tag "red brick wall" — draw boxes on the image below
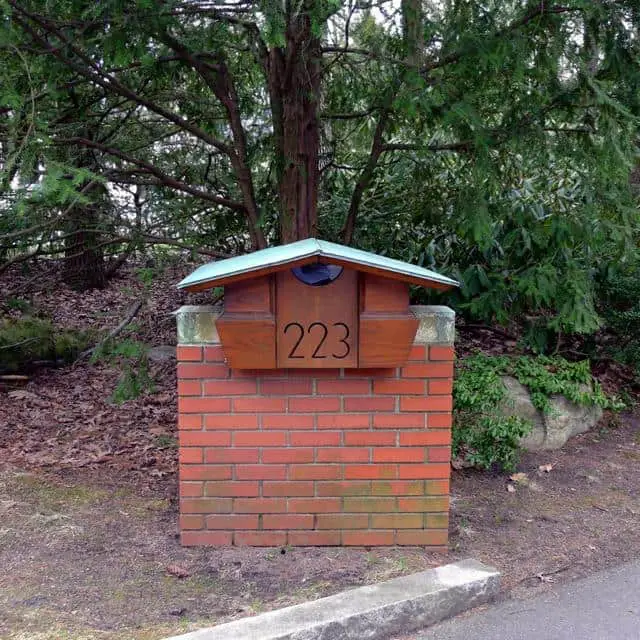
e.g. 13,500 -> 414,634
177,343 -> 453,547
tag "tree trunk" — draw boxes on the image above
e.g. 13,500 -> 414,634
63,182 -> 107,291
272,6 -> 322,244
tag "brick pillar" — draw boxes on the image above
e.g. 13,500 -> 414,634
175,305 -> 455,547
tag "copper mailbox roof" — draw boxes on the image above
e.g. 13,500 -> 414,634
178,239 -> 459,291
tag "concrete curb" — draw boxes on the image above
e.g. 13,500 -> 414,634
164,559 -> 500,640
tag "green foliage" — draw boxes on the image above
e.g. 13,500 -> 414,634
153,434 -> 177,449
0,316 -> 92,371
453,354 -> 622,472
111,363 -> 154,405
457,414 -> 531,474
1,2 -> 639,340
135,250 -> 180,287
135,267 -> 156,287
91,338 -> 154,404
4,296 -> 31,312
508,355 -> 622,412
453,355 -> 531,472
92,338 -> 147,363
596,257 -> 640,377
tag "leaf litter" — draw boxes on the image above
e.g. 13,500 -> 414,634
1,260 -> 640,638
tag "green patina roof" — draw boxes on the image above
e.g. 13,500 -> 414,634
178,239 -> 459,290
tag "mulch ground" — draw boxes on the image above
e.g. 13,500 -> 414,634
1,260 -> 639,639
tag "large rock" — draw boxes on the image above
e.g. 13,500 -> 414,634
501,376 -> 603,451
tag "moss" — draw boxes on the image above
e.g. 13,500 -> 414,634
0,316 -> 93,371
12,474 -> 107,511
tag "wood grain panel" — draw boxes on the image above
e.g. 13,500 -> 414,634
358,314 -> 419,367
276,268 -> 358,368
360,273 -> 410,313
216,314 -> 276,368
224,276 -> 274,313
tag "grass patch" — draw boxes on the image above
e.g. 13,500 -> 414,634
11,474 -> 108,511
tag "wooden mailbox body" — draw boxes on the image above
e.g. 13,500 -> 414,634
179,240 -> 457,369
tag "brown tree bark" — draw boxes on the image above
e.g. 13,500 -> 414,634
267,5 -> 322,244
63,180 -> 107,291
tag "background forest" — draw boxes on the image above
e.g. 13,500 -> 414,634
1,4 -> 640,638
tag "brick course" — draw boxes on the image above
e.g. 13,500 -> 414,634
177,337 -> 454,547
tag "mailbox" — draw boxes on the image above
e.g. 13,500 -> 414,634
178,239 -> 457,369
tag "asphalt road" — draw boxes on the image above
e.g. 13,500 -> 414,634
415,560 -> 640,640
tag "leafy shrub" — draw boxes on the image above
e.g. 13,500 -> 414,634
91,338 -> 154,404
0,316 -> 92,371
4,297 -> 32,313
348,140 -> 638,351
597,260 -> 640,377
454,355 -> 622,472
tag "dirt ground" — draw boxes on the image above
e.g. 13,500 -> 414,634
2,262 -> 640,639
1,410 -> 639,640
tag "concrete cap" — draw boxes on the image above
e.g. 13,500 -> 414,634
175,305 -> 222,344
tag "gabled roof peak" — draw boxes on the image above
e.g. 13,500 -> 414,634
178,238 -> 458,291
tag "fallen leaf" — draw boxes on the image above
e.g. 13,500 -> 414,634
7,390 -> 38,400
538,463 -> 554,473
165,564 -> 190,579
507,484 -> 516,493
510,472 -> 529,485
536,573 -> 555,583
149,426 -> 168,435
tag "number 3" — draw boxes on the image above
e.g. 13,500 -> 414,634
333,322 -> 350,359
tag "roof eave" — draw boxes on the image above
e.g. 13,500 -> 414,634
179,255 -> 458,292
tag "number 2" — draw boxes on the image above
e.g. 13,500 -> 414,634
284,322 -> 304,358
309,322 -> 328,358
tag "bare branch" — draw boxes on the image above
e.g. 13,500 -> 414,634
154,28 -> 266,249
58,136 -> 247,212
77,299 -> 144,362
381,141 -> 472,152
9,4 -> 234,157
341,100 -> 394,244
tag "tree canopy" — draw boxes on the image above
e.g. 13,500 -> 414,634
1,1 -> 639,340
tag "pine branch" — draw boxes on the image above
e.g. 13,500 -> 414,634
381,141 -> 472,152
9,4 -> 234,157
422,4 -> 581,73
58,136 -> 247,212
0,180 -> 100,243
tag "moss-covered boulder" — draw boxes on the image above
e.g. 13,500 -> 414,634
0,316 -> 93,372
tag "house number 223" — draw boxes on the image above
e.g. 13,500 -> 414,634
283,322 -> 351,359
